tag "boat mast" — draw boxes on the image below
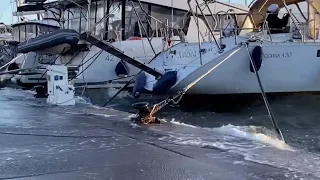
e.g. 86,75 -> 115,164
307,0 -> 310,31
121,0 -> 126,40
87,0 -> 92,32
171,0 -> 173,37
105,0 -> 110,40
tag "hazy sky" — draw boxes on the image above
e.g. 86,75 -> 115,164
0,0 -> 14,24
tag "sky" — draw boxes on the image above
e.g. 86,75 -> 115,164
0,0 -> 14,24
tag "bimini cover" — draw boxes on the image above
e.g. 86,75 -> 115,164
153,71 -> 177,95
17,29 -> 79,54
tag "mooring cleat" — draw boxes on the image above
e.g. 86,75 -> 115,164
132,102 -> 150,112
131,102 -> 160,124
130,115 -> 160,124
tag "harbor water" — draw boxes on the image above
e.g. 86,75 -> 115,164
0,87 -> 320,179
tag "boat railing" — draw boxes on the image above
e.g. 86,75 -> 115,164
188,0 -> 227,52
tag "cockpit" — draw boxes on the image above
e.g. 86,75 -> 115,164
265,4 -> 290,34
247,0 -> 320,40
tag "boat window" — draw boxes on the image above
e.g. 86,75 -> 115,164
37,24 -> 59,35
91,0 -> 106,38
104,1 -> 122,40
150,5 -> 174,37
150,6 -> 189,38
64,1 -> 106,36
64,6 -> 87,33
37,54 -> 57,65
13,24 -> 36,42
124,2 -> 149,38
12,23 -> 59,42
12,27 -> 20,42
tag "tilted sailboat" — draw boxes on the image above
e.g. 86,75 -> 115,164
132,0 -> 320,96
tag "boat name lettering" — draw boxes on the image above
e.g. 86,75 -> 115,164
263,52 -> 292,59
105,55 -> 114,61
178,49 -> 197,58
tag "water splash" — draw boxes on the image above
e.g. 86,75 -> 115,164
170,118 -> 198,128
106,88 -> 130,99
158,120 -> 320,177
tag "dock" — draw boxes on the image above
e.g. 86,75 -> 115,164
0,88 -> 315,180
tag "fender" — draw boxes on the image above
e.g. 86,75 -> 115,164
250,46 -> 263,73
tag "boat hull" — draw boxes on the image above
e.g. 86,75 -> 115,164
141,35 -> 320,95
72,37 -> 177,85
171,41 -> 320,95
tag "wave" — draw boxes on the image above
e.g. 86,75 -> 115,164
158,120 -> 320,177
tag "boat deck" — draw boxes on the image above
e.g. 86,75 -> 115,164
0,88 -> 316,180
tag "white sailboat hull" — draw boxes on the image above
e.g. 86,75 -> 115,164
72,37 -> 176,85
147,38 -> 320,95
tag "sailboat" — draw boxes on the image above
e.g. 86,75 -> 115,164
133,0 -> 320,96
71,0 -> 249,89
2,0 -> 249,91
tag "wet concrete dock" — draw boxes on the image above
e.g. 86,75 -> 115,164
0,88 -> 318,180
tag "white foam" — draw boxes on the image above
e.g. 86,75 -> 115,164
90,113 -> 115,118
170,119 -> 198,128
124,114 -> 136,120
168,120 -> 291,150
107,88 -> 130,99
74,96 -> 92,105
162,120 -> 320,177
211,124 -> 292,151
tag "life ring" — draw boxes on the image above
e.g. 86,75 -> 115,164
249,46 -> 263,73
127,36 -> 143,40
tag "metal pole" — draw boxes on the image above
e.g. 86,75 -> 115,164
195,0 -> 222,52
171,0 -> 174,37
307,0 -> 310,27
244,43 -> 285,142
186,0 -> 206,42
105,0 -> 110,40
121,0 -> 126,40
136,0 -> 154,38
61,8 -> 65,29
130,0 -> 156,55
87,0 -> 91,32
281,0 -> 302,41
